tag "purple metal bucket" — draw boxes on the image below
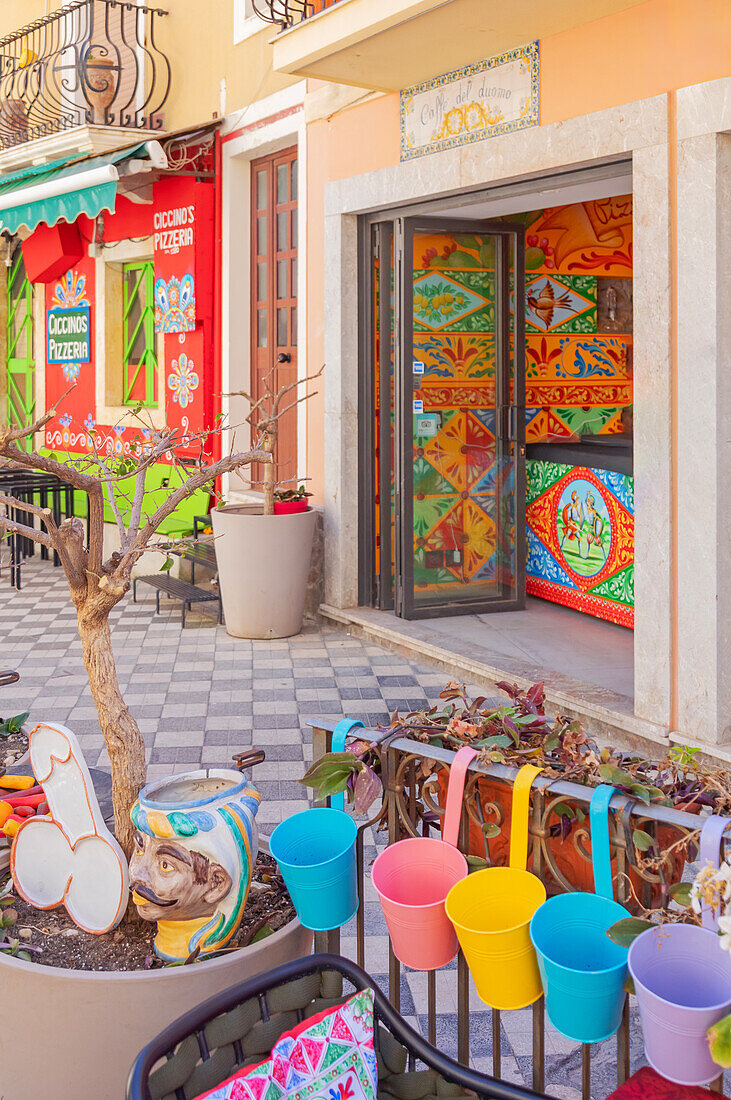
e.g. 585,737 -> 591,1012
628,923 -> 731,1086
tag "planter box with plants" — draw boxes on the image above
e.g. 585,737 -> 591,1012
302,680 -> 731,1089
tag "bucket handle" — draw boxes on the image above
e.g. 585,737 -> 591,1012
330,719 -> 365,812
699,814 -> 730,931
509,764 -> 542,870
442,745 -> 479,848
589,784 -> 617,901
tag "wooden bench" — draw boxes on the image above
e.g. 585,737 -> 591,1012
132,573 -> 222,628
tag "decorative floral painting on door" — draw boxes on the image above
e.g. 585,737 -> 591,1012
411,232 -> 505,603
521,194 -> 634,625
521,194 -> 633,441
526,460 -> 634,627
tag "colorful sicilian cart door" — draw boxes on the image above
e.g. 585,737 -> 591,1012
393,220 -> 526,618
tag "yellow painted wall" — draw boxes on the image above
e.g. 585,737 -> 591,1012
541,0 -> 731,124
0,1 -> 296,133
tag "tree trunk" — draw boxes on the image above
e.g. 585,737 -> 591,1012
261,424 -> 276,516
77,605 -> 146,859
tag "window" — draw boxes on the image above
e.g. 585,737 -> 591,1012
234,0 -> 267,43
6,244 -> 35,450
122,260 -> 157,407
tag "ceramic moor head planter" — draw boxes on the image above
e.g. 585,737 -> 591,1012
129,770 -> 260,962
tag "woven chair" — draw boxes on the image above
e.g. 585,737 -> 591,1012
126,953 -> 548,1100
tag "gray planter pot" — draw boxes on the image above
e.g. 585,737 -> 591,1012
0,840 -> 312,1100
212,506 -> 317,639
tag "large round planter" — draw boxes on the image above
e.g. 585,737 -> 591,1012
212,506 -> 317,639
0,840 -> 312,1100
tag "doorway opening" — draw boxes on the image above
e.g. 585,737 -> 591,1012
357,173 -> 635,705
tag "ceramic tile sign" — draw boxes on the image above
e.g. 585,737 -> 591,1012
11,723 -> 129,934
400,41 -> 539,161
46,304 -> 91,365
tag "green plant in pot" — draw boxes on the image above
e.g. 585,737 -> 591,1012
212,366 -> 323,639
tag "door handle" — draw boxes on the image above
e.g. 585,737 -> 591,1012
277,352 -> 292,364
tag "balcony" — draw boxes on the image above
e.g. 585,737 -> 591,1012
258,0 -> 650,92
0,0 -> 170,167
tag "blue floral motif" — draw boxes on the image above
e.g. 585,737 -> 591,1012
62,361 -> 81,383
168,352 -> 199,408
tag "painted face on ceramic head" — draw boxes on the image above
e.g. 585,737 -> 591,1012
129,774 -> 261,961
129,831 -> 232,923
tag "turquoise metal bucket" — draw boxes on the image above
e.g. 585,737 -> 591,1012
269,807 -> 358,931
529,785 -> 630,1043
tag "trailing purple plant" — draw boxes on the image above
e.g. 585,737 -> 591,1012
300,680 -> 731,842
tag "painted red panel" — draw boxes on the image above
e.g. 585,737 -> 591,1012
22,222 -> 84,284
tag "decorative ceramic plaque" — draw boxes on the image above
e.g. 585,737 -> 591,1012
400,41 -> 539,161
11,723 -> 129,934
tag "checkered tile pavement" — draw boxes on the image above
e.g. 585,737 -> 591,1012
0,558 -> 697,1098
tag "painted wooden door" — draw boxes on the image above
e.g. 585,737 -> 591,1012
251,147 -> 298,486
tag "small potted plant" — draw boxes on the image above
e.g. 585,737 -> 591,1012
212,367 -> 322,640
273,485 -> 312,516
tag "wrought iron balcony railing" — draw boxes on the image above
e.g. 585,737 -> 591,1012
0,0 -> 170,150
251,0 -> 342,32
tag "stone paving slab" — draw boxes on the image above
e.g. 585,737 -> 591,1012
0,558 -> 709,1099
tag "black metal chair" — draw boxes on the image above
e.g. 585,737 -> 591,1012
127,953 -> 548,1100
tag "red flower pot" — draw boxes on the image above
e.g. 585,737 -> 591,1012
273,501 -> 309,515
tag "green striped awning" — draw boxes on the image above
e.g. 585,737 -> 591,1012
0,142 -> 154,235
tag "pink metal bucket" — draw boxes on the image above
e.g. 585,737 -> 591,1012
371,745 -> 477,971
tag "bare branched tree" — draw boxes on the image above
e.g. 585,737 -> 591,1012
229,363 -> 324,514
0,369 -> 319,860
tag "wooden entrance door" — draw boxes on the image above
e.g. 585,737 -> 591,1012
251,147 -> 298,487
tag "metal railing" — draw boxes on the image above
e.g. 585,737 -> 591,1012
251,0 -> 342,31
309,720 -> 727,1099
0,0 -> 170,149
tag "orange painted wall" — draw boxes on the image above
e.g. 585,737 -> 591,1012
541,0 -> 731,124
306,94 -> 400,499
305,0 -> 729,502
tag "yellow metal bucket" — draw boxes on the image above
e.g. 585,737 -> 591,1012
445,764 -> 546,1010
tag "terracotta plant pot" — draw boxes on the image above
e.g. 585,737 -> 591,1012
273,500 -> 309,515
437,772 -> 684,902
0,99 -> 27,146
212,505 -> 316,639
0,839 -> 312,1100
84,54 -> 116,122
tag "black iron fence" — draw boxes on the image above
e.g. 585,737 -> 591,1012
251,0 -> 340,31
0,0 -> 170,149
309,720 -> 727,1099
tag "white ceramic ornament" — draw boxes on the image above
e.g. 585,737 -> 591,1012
11,722 -> 129,934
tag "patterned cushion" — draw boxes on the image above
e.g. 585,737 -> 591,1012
605,1066 -> 717,1099
195,989 -> 377,1100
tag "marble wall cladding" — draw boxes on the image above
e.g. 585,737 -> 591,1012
324,94 -> 669,218
323,211 -> 360,608
677,131 -> 731,744
676,77 -> 731,141
631,143 -> 672,731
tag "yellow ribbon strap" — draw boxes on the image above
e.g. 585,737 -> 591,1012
508,764 -> 543,870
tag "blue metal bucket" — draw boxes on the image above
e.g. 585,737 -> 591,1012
269,807 -> 358,931
529,785 -> 630,1043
